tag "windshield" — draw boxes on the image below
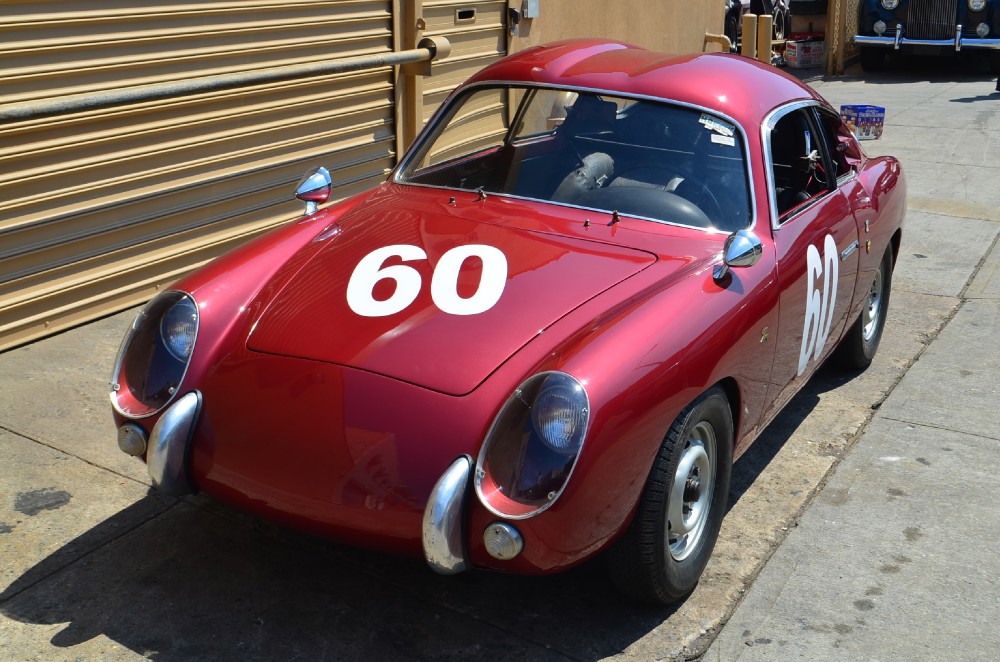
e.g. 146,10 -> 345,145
396,85 -> 752,232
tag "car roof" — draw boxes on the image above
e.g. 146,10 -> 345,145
466,39 -> 824,131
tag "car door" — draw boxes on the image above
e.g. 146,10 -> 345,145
762,103 -> 860,422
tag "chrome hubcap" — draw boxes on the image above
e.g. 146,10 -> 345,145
667,421 -> 717,561
862,263 -> 884,342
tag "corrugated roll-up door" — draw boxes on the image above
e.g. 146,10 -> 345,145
0,1 -> 394,351
421,1 -> 506,123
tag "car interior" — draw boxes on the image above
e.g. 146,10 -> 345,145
401,89 -> 754,233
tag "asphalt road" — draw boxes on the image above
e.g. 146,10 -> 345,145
2,56 -> 998,661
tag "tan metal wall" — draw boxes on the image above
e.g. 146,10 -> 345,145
421,0 -> 507,120
508,0 -> 724,55
2,0 -> 725,352
0,0 -> 397,351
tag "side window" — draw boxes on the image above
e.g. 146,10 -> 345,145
769,107 -> 834,220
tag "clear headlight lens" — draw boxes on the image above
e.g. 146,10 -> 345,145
475,372 -> 590,519
532,379 -> 588,453
111,291 -> 199,418
160,296 -> 198,361
970,0 -> 987,11
880,0 -> 898,9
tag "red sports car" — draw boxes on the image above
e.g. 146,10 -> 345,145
111,39 -> 905,604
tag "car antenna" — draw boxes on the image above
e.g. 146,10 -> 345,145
608,210 -> 621,226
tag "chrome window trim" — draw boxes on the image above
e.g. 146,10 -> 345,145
762,99 -> 846,231
393,80 -> 758,234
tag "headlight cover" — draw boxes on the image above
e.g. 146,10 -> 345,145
969,0 -> 987,11
880,0 -> 898,9
475,372 -> 590,519
111,291 -> 199,418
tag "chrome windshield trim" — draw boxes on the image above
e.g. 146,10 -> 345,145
393,80 -> 758,234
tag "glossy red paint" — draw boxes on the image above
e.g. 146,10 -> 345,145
113,39 -> 906,576
246,185 -> 657,395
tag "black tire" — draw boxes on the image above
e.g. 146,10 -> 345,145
726,15 -> 740,53
607,387 -> 734,605
834,246 -> 893,370
859,47 -> 886,72
773,7 -> 789,42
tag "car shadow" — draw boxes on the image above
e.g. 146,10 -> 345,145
0,490 -> 679,660
0,366 -> 861,661
728,360 -> 855,509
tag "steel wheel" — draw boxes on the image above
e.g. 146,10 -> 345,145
861,261 -> 885,342
667,421 -> 716,561
607,387 -> 733,605
834,245 -> 893,371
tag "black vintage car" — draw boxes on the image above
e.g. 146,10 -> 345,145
725,0 -> 792,51
855,0 -> 1000,70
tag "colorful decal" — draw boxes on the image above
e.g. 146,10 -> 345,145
797,234 -> 839,376
347,244 -> 508,317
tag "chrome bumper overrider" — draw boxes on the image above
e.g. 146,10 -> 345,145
146,390 -> 201,496
855,24 -> 1000,50
422,455 -> 472,574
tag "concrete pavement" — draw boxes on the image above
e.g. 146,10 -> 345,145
706,61 -> 1000,660
1,59 -> 999,660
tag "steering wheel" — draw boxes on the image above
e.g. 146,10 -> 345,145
612,164 -> 724,224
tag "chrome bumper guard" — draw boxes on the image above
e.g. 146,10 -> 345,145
422,455 -> 472,574
147,391 -> 201,496
855,24 -> 1000,50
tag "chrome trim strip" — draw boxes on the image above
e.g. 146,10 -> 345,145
147,391 -> 201,496
422,455 -> 472,575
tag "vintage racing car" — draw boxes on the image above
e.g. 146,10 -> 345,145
111,39 -> 905,604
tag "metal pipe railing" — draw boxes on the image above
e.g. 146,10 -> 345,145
0,36 -> 451,124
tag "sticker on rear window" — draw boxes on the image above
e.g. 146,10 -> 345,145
699,114 -> 735,137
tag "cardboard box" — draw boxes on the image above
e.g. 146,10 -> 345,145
840,104 -> 886,140
785,34 -> 825,68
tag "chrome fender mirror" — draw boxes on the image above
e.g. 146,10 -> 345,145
713,229 -> 762,281
295,166 -> 332,215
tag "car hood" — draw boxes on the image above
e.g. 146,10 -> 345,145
246,191 -> 658,395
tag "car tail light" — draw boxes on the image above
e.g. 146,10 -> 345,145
475,372 -> 589,519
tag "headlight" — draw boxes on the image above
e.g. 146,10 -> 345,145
880,0 -> 898,9
970,0 -> 987,11
532,379 -> 588,453
160,296 -> 198,361
475,372 -> 590,519
111,291 -> 199,418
